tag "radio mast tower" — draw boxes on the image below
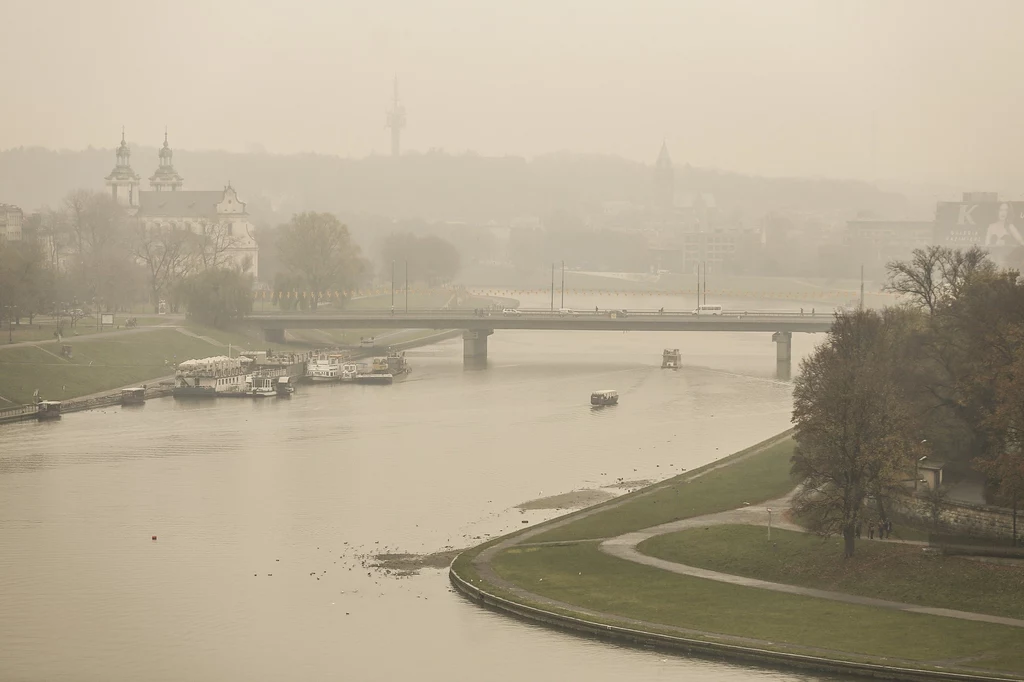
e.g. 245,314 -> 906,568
385,75 -> 406,157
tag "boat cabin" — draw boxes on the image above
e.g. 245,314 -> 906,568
591,390 -> 618,406
662,349 -> 681,369
37,400 -> 62,419
121,387 -> 146,405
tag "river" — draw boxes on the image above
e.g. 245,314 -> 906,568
0,294 -> 846,682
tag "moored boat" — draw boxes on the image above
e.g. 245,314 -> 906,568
121,387 -> 146,405
305,352 -> 348,382
173,356 -> 253,398
245,373 -> 278,398
37,400 -> 63,419
355,372 -> 393,385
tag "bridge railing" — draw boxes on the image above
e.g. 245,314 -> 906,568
248,308 -> 834,319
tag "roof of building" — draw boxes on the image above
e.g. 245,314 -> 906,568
137,190 -> 224,218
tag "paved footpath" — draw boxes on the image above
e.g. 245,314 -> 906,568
598,490 -> 1024,629
468,436 -> 1024,676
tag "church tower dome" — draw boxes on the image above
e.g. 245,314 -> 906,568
150,128 -> 184,191
105,127 -> 141,208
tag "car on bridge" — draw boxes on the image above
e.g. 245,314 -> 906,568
558,308 -> 579,317
502,308 -> 521,316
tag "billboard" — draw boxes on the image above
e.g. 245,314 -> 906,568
935,201 -> 1024,255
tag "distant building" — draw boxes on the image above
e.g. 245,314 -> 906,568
935,192 -> 1024,265
104,130 -> 259,276
845,219 -> 934,269
0,204 -> 23,242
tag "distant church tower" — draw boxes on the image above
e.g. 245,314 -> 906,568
654,140 -> 675,209
385,75 -> 406,157
105,127 -> 141,207
149,129 -> 184,191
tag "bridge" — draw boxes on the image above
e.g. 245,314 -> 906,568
247,308 -> 832,375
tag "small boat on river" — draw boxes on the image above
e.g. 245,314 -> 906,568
662,349 -> 681,369
355,372 -> 394,385
590,389 -> 618,406
121,387 -> 146,405
37,400 -> 63,419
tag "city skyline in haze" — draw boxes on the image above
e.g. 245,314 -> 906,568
3,0 -> 1023,191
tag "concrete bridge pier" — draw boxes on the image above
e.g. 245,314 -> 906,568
463,329 -> 493,369
772,330 -> 792,380
264,328 -> 286,344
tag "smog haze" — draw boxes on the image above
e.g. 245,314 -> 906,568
3,0 -> 1023,187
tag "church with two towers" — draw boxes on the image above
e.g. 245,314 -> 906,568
104,130 -> 259,277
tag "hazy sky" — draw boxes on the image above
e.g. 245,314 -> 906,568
2,0 -> 1023,188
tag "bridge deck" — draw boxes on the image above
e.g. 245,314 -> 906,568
248,309 -> 832,333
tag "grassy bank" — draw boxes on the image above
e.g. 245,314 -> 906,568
490,541 -> 1024,675
639,525 -> 1024,621
530,437 -> 798,543
454,432 -> 1024,678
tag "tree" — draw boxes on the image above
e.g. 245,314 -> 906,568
131,221 -> 195,313
192,218 -> 245,272
277,212 -> 365,310
179,268 -> 253,328
885,246 -> 993,315
0,240 -> 53,326
380,232 -> 461,286
791,310 -> 922,558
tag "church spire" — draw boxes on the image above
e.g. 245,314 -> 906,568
106,128 -> 140,207
151,128 -> 184,191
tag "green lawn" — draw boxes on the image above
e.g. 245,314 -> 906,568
638,525 -> 1024,621
490,541 -> 1024,675
531,438 -> 798,543
0,329 -> 218,404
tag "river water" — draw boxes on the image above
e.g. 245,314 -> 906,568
0,295 -> 843,682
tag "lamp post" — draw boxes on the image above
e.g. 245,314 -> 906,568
767,507 -> 772,541
550,263 -> 554,311
404,260 -> 409,313
561,260 -> 565,309
391,260 -> 395,312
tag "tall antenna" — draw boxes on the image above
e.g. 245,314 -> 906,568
385,75 -> 406,157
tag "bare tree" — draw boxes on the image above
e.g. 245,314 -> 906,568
885,246 -> 994,314
192,218 -> 244,272
131,221 -> 195,313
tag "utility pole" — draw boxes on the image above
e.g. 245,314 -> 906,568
561,260 -> 565,309
550,263 -> 554,311
860,264 -> 865,310
391,260 -> 395,311
404,260 -> 409,313
703,261 -> 707,306
696,264 -> 700,310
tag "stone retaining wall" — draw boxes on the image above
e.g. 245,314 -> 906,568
891,494 -> 1019,542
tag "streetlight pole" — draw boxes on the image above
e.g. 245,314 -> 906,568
404,260 -> 409,313
703,261 -> 707,306
550,263 -> 554,311
391,260 -> 395,312
767,507 -> 772,541
561,260 -> 565,309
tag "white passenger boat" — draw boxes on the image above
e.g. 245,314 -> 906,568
590,389 -> 618,406
662,349 -> 681,369
174,356 -> 254,398
305,352 -> 348,382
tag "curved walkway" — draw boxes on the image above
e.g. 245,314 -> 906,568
598,494 -> 1024,629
